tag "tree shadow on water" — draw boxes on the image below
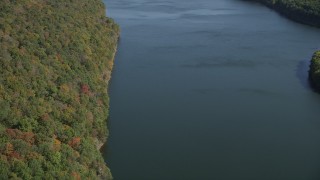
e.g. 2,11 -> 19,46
295,59 -> 312,89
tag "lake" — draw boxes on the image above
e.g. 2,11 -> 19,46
102,0 -> 320,179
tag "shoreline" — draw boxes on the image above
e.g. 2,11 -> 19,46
98,41 -> 119,151
98,34 -> 120,180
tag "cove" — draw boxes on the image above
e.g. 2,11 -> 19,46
103,0 -> 320,179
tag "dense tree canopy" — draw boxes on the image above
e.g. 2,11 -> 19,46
0,0 -> 119,179
246,0 -> 320,27
309,51 -> 320,91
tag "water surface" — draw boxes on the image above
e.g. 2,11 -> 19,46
103,0 -> 320,179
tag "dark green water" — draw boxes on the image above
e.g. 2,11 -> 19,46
103,0 -> 320,179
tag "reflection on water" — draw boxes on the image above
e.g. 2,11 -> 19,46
296,60 -> 312,89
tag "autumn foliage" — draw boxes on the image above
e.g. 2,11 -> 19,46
6,129 -> 35,144
68,137 -> 81,148
0,0 -> 119,179
81,84 -> 90,95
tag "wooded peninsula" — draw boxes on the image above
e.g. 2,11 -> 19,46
0,0 -> 119,179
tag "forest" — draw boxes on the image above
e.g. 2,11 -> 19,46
0,0 -> 119,179
310,51 -> 320,91
246,0 -> 320,27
